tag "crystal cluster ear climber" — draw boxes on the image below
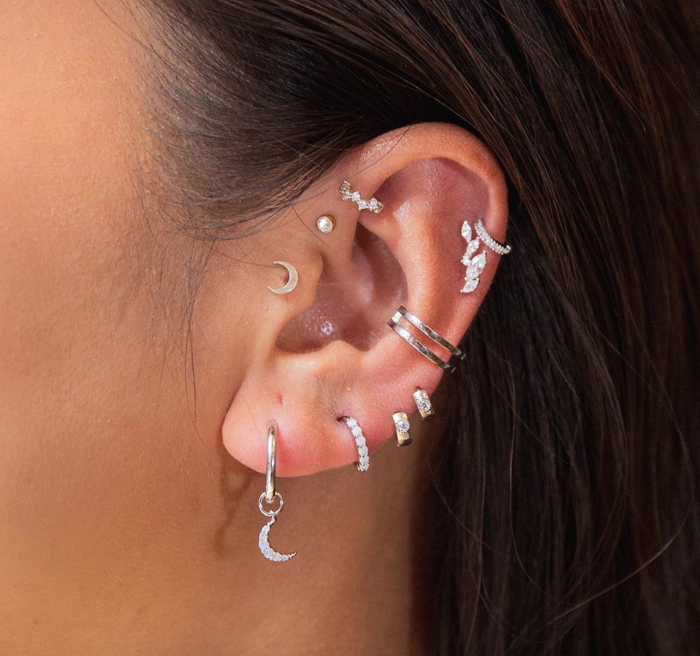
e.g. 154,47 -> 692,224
339,180 -> 383,213
342,417 -> 369,471
460,218 -> 512,293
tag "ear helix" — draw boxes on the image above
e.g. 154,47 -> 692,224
252,179 -> 513,563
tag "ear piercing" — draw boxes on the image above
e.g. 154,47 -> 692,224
258,421 -> 297,562
461,219 -> 512,294
339,180 -> 384,213
413,389 -> 435,420
267,261 -> 299,295
392,412 -> 412,446
342,417 -> 369,471
316,214 -> 336,234
387,305 -> 465,372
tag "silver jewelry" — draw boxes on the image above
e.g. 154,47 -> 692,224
392,412 -> 412,447
339,180 -> 383,213
387,305 -> 465,372
413,389 -> 435,420
460,219 -> 512,294
342,417 -> 369,471
258,421 -> 297,562
316,214 -> 336,234
267,261 -> 299,295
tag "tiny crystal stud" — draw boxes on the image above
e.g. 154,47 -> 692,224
413,389 -> 435,420
392,411 -> 412,447
343,417 -> 370,472
316,214 -> 336,234
339,180 -> 383,213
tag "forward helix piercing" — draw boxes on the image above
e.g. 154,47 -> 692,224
461,218 -> 512,294
257,421 -> 297,562
342,417 -> 369,471
413,389 -> 435,420
267,260 -> 299,295
387,305 -> 465,373
393,412 -> 412,447
339,180 -> 384,213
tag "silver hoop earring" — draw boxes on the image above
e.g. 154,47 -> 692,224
339,180 -> 383,213
258,421 -> 297,562
387,306 -> 465,372
342,417 -> 369,471
268,261 -> 299,295
413,389 -> 435,420
461,219 -> 512,294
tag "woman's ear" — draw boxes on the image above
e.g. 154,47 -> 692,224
220,122 -> 509,476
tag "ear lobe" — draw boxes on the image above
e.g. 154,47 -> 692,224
221,122 -> 509,478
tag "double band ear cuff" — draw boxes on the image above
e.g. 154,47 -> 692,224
342,417 -> 369,471
461,219 -> 512,293
257,421 -> 297,562
339,180 -> 384,213
393,412 -> 412,447
413,389 -> 435,420
387,306 -> 465,372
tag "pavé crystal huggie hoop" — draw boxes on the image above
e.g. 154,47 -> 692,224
413,389 -> 435,420
387,305 -> 465,372
339,180 -> 384,213
461,218 -> 512,294
342,417 -> 370,472
393,412 -> 412,447
257,421 -> 297,562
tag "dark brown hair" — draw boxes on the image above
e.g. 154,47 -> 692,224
141,1 -> 700,653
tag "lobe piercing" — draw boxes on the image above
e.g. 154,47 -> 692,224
258,421 -> 297,562
342,417 -> 369,472
339,180 -> 383,213
387,305 -> 465,372
267,260 -> 299,295
461,219 -> 512,294
393,412 -> 412,447
316,214 -> 336,233
413,389 -> 435,420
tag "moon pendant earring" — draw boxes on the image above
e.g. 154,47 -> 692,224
268,261 -> 299,295
258,421 -> 297,562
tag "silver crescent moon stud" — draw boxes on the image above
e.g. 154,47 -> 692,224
267,261 -> 299,295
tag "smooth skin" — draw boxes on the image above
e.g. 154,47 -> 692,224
0,2 -> 508,654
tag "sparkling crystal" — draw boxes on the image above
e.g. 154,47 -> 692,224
417,398 -> 432,413
466,252 -> 486,279
461,221 -> 472,241
358,445 -> 368,456
316,216 -> 334,233
354,436 -> 366,447
467,238 -> 480,257
345,417 -> 357,428
461,279 -> 479,293
396,419 -> 410,433
351,426 -> 362,437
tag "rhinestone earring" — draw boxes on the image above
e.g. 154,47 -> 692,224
342,417 -> 370,471
339,180 -> 384,213
461,218 -> 512,294
413,389 -> 435,420
387,305 -> 465,372
393,412 -> 412,447
258,421 -> 297,562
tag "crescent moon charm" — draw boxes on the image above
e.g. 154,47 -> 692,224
258,515 -> 297,562
267,261 -> 299,295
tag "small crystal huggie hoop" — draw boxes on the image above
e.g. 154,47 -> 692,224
393,412 -> 412,447
342,417 -> 369,471
339,180 -> 383,213
387,305 -> 465,372
461,218 -> 512,294
413,389 -> 435,420
258,421 -> 297,562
